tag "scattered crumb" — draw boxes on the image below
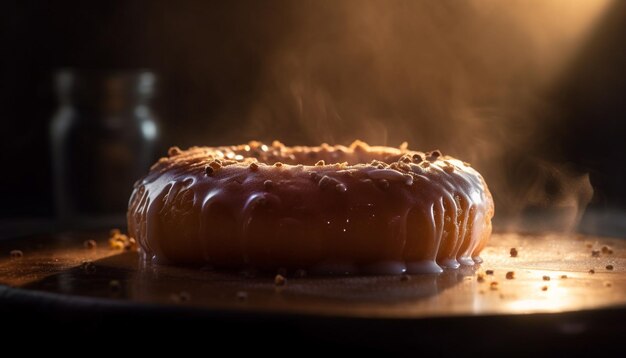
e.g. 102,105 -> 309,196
80,260 -> 96,274
509,248 -> 518,257
601,246 -> 612,254
606,265 -> 614,271
542,275 -> 551,281
591,250 -> 601,257
249,162 -> 259,171
109,280 -> 121,292
83,239 -> 97,249
10,250 -> 23,259
560,275 -> 568,279
490,282 -> 498,290
109,229 -> 137,251
485,270 -> 494,275
274,274 -> 287,287
476,273 -> 485,283
294,269 -> 307,278
506,271 -> 515,280
588,269 -> 595,274
541,286 -> 548,291
236,291 -> 248,301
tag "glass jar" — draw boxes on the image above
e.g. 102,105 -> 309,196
50,69 -> 160,226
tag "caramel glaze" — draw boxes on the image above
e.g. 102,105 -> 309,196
127,140 -> 494,274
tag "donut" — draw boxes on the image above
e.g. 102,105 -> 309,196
127,140 -> 494,274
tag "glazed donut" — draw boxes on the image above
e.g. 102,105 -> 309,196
127,140 -> 494,274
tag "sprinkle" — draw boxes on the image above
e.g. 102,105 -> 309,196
506,271 -> 515,280
274,162 -> 283,167
315,160 -> 325,166
10,250 -> 23,259
476,273 -> 485,283
205,166 -> 214,176
335,183 -> 347,193
560,275 -> 568,279
168,146 -> 182,156
510,248 -> 518,257
542,275 -> 550,281
412,154 -> 424,163
606,264 -> 614,270
591,250 -> 600,257
83,240 -> 97,249
541,286 -> 548,291
249,162 -> 259,171
485,270 -> 494,275
209,161 -> 222,170
443,165 -> 454,174
427,150 -> 441,161
274,274 -> 287,286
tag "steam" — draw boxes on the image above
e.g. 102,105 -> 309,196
235,0 -> 609,231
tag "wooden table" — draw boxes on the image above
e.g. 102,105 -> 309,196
0,231 -> 624,353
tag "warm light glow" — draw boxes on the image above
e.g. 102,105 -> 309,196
468,0 -> 613,84
506,283 -> 575,313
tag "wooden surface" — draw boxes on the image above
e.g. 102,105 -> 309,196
0,231 -> 624,318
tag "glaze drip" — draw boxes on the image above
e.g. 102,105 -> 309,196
127,140 -> 494,274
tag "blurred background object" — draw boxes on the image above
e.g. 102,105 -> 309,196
51,69 -> 159,225
0,0 -> 625,235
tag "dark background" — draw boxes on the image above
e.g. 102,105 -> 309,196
1,0 -> 625,224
